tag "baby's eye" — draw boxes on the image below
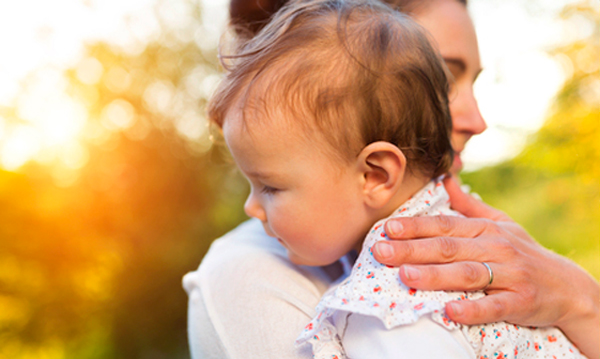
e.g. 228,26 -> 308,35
261,185 -> 279,195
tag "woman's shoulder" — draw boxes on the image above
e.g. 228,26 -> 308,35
183,218 -> 333,359
201,218 -> 288,268
183,218 -> 334,310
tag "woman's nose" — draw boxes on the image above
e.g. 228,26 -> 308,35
453,88 -> 487,136
244,192 -> 266,222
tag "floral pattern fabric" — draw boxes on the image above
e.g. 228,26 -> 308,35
296,179 -> 585,359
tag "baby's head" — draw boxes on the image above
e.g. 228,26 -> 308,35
209,0 -> 453,266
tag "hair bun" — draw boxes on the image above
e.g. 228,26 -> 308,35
229,0 -> 288,36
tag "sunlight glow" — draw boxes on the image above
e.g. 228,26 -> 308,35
0,0 -> 593,174
0,0 -> 160,173
100,99 -> 137,131
1,126 -> 41,171
176,110 -> 208,141
15,69 -> 88,151
143,80 -> 176,116
104,67 -> 132,94
76,57 -> 104,85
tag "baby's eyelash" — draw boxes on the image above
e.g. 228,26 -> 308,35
261,186 -> 279,194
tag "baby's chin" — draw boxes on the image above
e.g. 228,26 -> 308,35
287,251 -> 338,267
287,253 -> 320,266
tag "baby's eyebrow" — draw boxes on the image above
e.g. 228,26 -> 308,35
245,170 -> 279,180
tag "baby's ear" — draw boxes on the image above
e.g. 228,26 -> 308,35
357,141 -> 406,209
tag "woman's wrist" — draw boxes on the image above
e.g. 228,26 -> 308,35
555,271 -> 600,359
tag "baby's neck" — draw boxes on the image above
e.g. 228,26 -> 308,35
374,174 -> 432,223
350,174 -> 433,254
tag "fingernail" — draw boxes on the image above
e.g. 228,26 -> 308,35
403,265 -> 420,281
375,242 -> 394,259
386,220 -> 403,236
448,302 -> 463,317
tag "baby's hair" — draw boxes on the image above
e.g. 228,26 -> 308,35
209,0 -> 453,178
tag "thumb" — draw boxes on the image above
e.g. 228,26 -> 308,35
443,176 -> 511,222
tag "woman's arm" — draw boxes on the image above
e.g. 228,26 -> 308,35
372,177 -> 600,359
184,219 -> 333,359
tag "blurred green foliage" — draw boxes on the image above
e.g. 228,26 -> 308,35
0,1 -> 597,359
462,2 -> 600,280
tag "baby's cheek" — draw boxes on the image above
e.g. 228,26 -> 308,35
271,210 -> 312,238
271,212 -> 343,264
290,234 -> 333,264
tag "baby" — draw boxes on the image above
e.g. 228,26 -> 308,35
208,0 -> 585,358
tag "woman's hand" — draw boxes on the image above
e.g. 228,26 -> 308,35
372,176 -> 600,359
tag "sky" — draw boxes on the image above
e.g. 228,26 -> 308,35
0,0 -> 595,173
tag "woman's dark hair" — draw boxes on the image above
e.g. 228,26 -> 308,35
229,0 -> 466,37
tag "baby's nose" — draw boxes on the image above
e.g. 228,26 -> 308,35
244,193 -> 266,222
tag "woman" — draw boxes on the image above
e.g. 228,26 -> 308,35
183,0 -> 600,358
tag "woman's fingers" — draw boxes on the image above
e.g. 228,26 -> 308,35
398,261 -> 498,292
443,176 -> 511,222
374,236 -> 488,266
445,291 -> 515,325
373,231 -> 518,267
384,215 -> 496,240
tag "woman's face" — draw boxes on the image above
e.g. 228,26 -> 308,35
413,0 -> 487,175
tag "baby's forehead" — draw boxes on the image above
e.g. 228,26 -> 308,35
223,90 -> 348,166
225,92 -> 315,143
222,103 -> 343,172
231,64 -> 327,132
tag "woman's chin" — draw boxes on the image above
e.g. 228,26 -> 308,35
450,154 -> 463,176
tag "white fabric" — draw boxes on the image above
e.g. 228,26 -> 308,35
295,179 -> 585,359
183,217 -> 484,359
339,313 -> 476,359
183,219 -> 329,359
